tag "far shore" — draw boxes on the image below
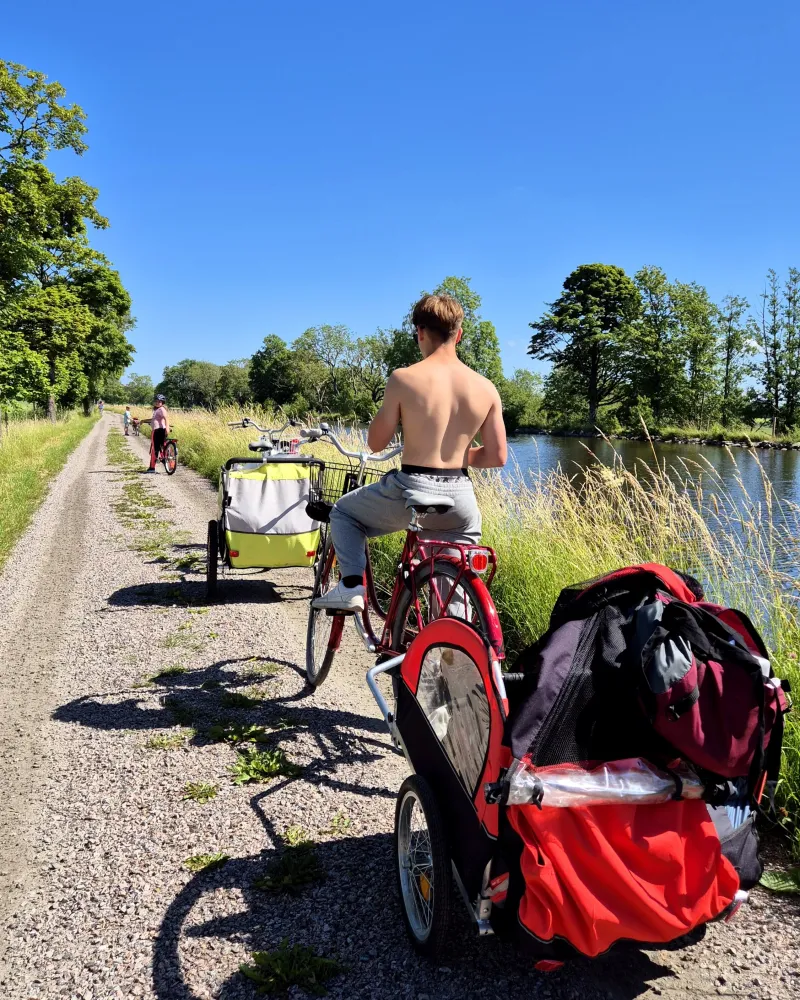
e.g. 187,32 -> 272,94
514,428 -> 800,451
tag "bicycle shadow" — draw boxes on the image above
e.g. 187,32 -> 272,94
152,817 -> 681,1000
105,579 -> 313,608
51,659 -> 394,800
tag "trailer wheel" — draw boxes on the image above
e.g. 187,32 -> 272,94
395,774 -> 452,959
206,520 -> 219,601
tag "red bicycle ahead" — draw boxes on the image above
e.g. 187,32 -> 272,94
155,434 -> 179,475
303,425 -> 503,689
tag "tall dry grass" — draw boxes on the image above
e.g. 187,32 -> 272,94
153,405 -> 800,851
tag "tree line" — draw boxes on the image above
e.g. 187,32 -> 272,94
108,275 -> 544,434
530,263 -> 800,434
0,61 -> 134,419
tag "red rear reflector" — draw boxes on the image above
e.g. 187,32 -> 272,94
306,551 -> 316,557
229,550 -> 239,557
534,961 -> 564,973
470,551 -> 489,573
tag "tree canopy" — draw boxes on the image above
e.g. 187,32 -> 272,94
0,60 -> 134,416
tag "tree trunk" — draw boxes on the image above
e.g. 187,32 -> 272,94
82,398 -> 90,417
48,359 -> 57,423
588,349 -> 599,426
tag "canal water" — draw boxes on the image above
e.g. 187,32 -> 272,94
504,435 -> 800,608
507,435 -> 800,510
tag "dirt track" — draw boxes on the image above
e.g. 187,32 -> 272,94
1,415 -> 799,1000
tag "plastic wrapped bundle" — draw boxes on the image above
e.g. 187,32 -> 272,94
499,757 -> 705,808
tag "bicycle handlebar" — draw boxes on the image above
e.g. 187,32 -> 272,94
300,425 -> 403,464
227,417 -> 300,436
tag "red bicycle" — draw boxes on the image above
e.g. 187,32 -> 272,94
303,425 -> 503,688
155,435 -> 179,475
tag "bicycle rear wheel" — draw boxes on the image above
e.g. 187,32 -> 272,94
163,440 -> 178,475
390,559 -> 492,653
305,537 -> 344,687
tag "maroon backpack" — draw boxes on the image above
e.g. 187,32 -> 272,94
507,564 -> 790,801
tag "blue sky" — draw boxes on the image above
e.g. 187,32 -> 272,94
4,1 -> 800,381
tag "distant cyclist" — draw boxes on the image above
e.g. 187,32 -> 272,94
139,394 -> 169,473
98,399 -> 104,416
312,293 -> 507,612
123,405 -> 132,436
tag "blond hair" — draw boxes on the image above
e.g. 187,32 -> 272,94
411,294 -> 464,342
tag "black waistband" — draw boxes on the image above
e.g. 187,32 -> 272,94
401,464 -> 469,478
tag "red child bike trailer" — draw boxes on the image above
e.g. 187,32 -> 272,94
375,563 -> 790,962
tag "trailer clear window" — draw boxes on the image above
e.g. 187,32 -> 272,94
417,644 -> 491,795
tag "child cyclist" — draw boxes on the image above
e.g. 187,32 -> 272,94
123,405 -> 132,436
313,293 -> 507,612
138,394 -> 169,473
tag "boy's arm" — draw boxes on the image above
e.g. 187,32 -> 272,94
468,387 -> 508,468
367,372 -> 402,453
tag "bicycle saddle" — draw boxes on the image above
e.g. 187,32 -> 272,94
402,489 -> 455,515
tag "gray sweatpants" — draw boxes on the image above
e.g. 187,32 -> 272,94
329,469 -> 482,578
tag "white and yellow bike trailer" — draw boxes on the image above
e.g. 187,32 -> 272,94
206,453 -> 324,600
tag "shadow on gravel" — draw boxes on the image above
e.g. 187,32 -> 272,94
51,656 -> 395,800
152,828 -> 677,1000
106,578 -> 313,607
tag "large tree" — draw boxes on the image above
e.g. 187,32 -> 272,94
0,60 -> 134,415
217,358 -> 252,405
629,266 -> 684,421
156,359 -> 220,408
123,373 -> 155,404
389,276 -> 504,384
529,263 -> 641,426
716,294 -> 751,427
249,335 -> 302,408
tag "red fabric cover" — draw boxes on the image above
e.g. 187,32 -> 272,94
508,800 -> 738,957
578,563 -> 698,606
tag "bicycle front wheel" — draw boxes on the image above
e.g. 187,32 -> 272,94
305,537 -> 344,687
390,558 -> 492,653
163,441 -> 178,475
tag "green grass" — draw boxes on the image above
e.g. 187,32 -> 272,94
149,665 -> 187,683
220,690 -> 263,710
183,851 -> 230,873
240,941 -> 345,997
323,811 -> 352,837
0,413 -> 98,571
207,722 -> 273,745
182,781 -> 218,803
230,747 -> 302,785
254,832 -> 325,895
145,730 -> 192,750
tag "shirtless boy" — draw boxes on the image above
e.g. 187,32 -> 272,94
313,293 -> 507,612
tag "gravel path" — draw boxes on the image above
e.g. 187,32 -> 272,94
1,415 -> 798,1000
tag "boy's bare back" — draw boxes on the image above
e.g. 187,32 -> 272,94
370,352 -> 506,470
366,293 -> 507,470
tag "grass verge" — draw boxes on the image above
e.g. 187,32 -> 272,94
0,413 -> 98,572
240,940 -> 345,996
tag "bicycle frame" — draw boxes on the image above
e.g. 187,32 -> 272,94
321,514 -> 504,662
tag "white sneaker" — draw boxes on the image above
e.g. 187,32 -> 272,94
312,580 -> 365,612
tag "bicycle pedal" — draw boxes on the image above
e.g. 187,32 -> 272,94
325,608 -> 357,617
